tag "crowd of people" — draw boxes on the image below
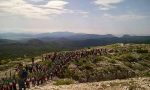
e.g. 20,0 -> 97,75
0,48 -> 108,90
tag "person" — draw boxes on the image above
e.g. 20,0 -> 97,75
2,77 -> 9,90
12,75 -> 17,90
17,63 -> 28,90
25,69 -> 30,89
31,74 -> 36,87
0,78 -> 4,90
31,58 -> 35,66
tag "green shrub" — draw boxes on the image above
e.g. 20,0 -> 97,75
144,72 -> 150,77
139,53 -> 150,60
118,53 -> 139,62
53,79 -> 75,85
1,60 -> 10,65
136,49 -> 148,53
108,59 -> 116,64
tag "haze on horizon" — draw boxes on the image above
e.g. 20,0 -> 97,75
0,0 -> 150,35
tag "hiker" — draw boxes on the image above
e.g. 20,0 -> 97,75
0,78 -> 4,90
2,77 -> 9,90
31,58 -> 35,66
17,63 -> 28,90
36,71 -> 40,86
8,77 -> 13,90
25,76 -> 30,88
31,75 -> 36,87
12,75 -> 17,90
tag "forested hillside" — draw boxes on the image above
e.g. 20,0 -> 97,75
0,35 -> 150,60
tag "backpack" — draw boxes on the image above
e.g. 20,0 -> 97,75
19,69 -> 28,79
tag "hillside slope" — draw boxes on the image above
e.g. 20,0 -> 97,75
30,77 -> 150,90
55,44 -> 150,82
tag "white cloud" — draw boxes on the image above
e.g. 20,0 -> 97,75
30,0 -> 45,3
0,0 -> 69,19
68,10 -> 89,18
42,0 -> 69,10
102,13 -> 149,21
94,0 -> 124,10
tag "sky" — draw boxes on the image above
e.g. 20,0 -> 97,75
0,0 -> 150,35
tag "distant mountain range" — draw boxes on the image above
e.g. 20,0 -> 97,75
0,32 -> 150,60
0,32 -> 150,44
0,32 -> 115,41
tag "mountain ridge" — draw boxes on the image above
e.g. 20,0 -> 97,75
0,32 -> 118,40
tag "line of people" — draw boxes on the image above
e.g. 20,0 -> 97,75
0,48 -> 108,90
43,48 -> 108,77
0,59 -> 50,90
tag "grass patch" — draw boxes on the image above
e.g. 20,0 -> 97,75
53,78 -> 75,85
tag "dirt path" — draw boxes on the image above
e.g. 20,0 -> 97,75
30,77 -> 150,90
